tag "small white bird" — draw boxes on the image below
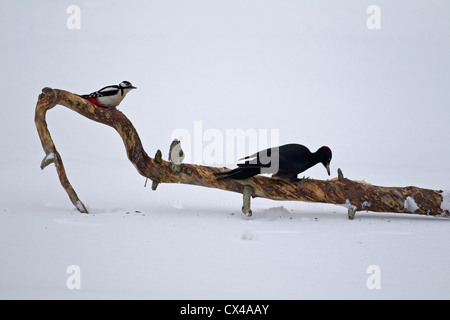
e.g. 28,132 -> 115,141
79,81 -> 136,108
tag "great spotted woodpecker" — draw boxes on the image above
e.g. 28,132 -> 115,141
79,81 -> 137,108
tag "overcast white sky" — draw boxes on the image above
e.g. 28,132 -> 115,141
1,0 -> 449,189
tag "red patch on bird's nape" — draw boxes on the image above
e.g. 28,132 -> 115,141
86,97 -> 107,108
322,146 -> 332,158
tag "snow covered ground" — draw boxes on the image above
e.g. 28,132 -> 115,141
1,1 -> 450,299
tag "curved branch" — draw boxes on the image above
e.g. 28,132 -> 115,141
34,88 -> 449,217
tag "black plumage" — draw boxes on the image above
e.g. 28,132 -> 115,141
215,144 -> 332,181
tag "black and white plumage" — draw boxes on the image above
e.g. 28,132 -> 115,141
214,144 -> 332,181
79,81 -> 136,108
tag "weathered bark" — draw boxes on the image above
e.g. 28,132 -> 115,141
35,87 -> 449,218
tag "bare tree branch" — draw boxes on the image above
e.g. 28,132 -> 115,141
35,87 -> 449,218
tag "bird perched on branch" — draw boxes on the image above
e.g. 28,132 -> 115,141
215,144 -> 332,182
79,81 -> 136,109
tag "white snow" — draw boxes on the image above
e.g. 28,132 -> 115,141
75,200 -> 86,213
1,1 -> 450,300
440,191 -> 450,213
241,230 -> 258,241
404,196 -> 420,213
44,152 -> 55,162
343,199 -> 357,211
362,201 -> 371,209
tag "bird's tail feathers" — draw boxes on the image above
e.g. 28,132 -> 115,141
214,167 -> 260,180
238,154 -> 256,161
237,162 -> 272,168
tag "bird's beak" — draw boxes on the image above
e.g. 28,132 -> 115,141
131,86 -> 137,89
326,163 -> 330,176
